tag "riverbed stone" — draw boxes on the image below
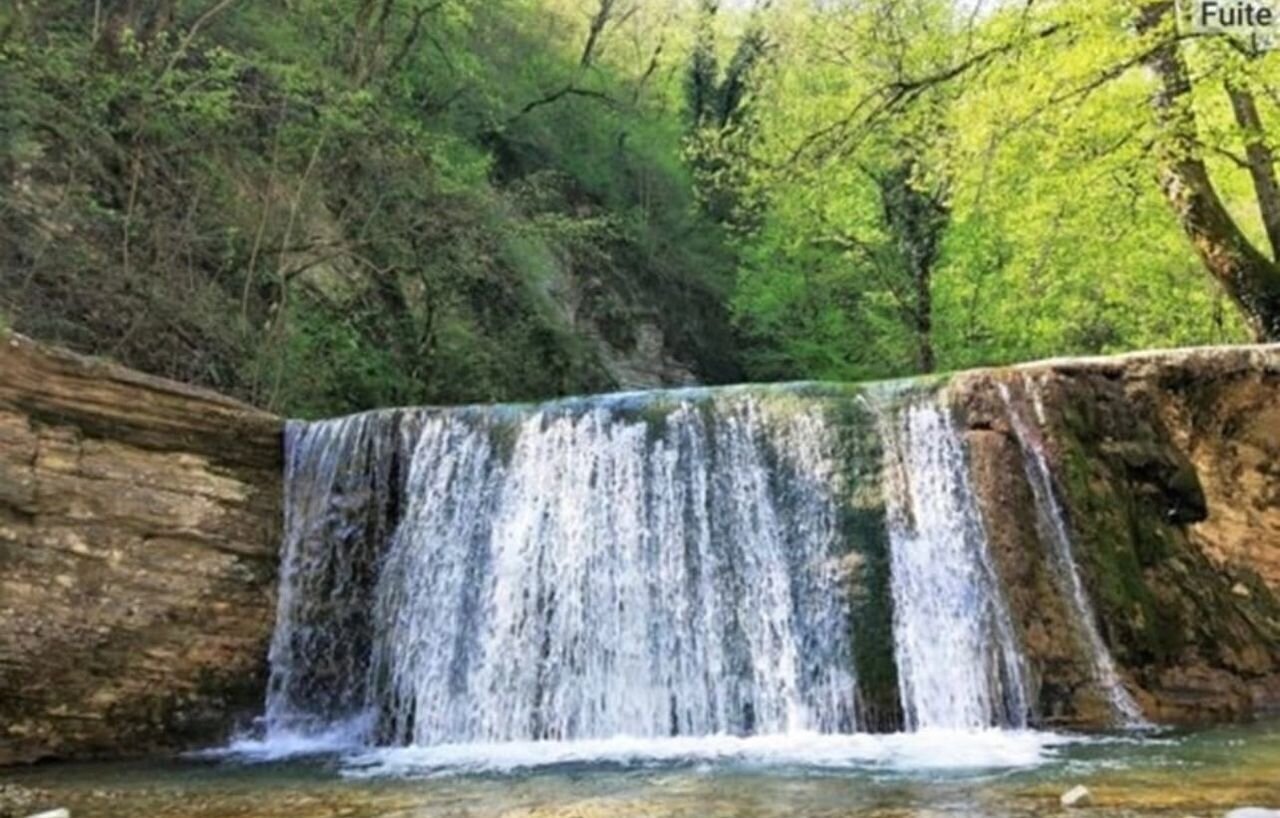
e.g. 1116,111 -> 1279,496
1060,785 -> 1092,807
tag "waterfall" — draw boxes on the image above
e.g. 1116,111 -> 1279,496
998,380 -> 1148,727
263,384 -> 1043,752
875,389 -> 1030,730
266,393 -> 860,746
265,411 -> 412,738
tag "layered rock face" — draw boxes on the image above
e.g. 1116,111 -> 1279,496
952,346 -> 1280,725
0,335 -> 1276,765
0,334 -> 283,764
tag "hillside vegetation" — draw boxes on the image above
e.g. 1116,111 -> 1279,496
3,1 -> 1274,416
1,0 -> 741,416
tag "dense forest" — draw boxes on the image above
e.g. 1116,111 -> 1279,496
2,0 -> 1277,416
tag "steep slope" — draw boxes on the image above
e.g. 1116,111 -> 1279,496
1,2 -> 741,418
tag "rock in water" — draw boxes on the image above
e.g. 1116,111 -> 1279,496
24,809 -> 71,818
1060,785 -> 1092,807
0,784 -> 51,818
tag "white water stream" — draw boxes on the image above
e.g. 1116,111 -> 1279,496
876,391 -> 1029,730
267,394 -> 861,745
999,380 -> 1148,726
255,384 -> 1090,768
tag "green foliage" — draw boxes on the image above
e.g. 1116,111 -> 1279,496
0,0 -> 738,416
1,0 -> 1266,410
700,0 -> 1255,382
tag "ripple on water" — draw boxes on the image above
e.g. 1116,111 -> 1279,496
5,722 -> 1278,818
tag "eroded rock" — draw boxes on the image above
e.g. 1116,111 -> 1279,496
951,345 -> 1280,727
0,334 -> 283,764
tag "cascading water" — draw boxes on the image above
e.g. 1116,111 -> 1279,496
261,383 -> 1039,758
875,389 -> 1029,730
998,380 -> 1148,727
266,392 -> 861,746
265,411 -> 407,738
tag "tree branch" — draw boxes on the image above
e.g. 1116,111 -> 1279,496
1225,81 -> 1280,260
1139,0 -> 1280,340
787,21 -> 1068,165
508,86 -> 616,124
155,0 -> 239,85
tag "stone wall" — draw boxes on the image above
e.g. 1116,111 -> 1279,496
0,333 -> 283,764
952,345 -> 1280,726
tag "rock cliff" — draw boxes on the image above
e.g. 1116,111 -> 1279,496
952,345 -> 1280,725
0,333 -> 283,764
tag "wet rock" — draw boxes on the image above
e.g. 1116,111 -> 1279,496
0,784 -> 44,818
950,346 -> 1280,727
1060,785 -> 1092,807
1224,810 -> 1280,818
24,809 -> 70,818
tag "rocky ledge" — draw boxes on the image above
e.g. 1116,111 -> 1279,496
0,333 -> 283,764
953,345 -> 1280,725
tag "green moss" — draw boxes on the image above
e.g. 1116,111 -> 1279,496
485,416 -> 524,465
826,395 -> 902,731
1132,513 -> 1175,567
1052,404 -> 1183,665
640,398 -> 683,440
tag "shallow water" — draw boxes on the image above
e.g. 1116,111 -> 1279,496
4,721 -> 1278,818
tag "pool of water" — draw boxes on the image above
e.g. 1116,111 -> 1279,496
3,721 -> 1278,818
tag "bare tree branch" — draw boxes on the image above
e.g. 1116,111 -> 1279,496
155,0 -> 239,84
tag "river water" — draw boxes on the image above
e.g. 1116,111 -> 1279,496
3,720 -> 1278,817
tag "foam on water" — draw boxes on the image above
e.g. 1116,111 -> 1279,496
213,714 -> 374,762
338,729 -> 1077,778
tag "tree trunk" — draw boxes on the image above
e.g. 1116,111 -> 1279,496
1225,83 -> 1280,260
880,162 -> 946,374
913,270 -> 935,374
1140,2 -> 1280,341
580,0 -> 616,68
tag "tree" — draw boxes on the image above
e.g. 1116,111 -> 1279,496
683,1 -> 770,227
1139,1 -> 1280,341
877,159 -> 949,373
718,0 -> 959,378
812,0 -> 1279,343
